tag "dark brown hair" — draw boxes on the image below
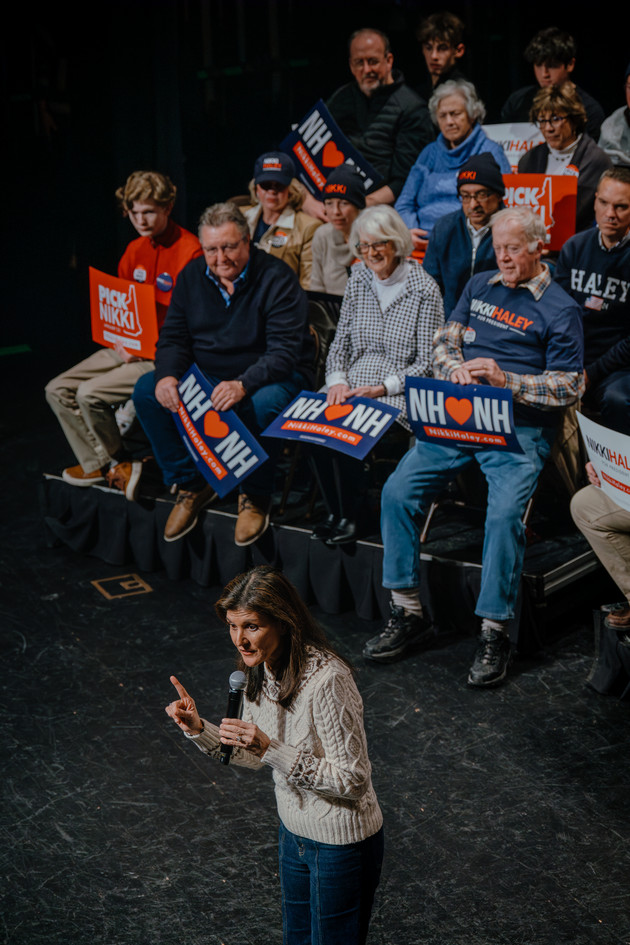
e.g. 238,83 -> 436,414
417,11 -> 465,47
215,566 -> 350,709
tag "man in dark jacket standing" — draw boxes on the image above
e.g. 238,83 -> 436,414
133,203 -> 313,547
423,154 -> 505,316
327,28 -> 434,207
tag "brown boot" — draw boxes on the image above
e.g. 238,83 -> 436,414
234,494 -> 271,546
106,461 -> 143,501
62,464 -> 107,486
164,483 -> 216,542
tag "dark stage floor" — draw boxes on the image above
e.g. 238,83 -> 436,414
1,352 -> 630,945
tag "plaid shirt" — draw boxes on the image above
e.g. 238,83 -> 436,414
326,260 -> 444,425
432,265 -> 584,407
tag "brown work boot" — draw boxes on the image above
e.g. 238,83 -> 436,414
106,461 -> 143,501
234,494 -> 271,546
164,483 -> 217,542
62,464 -> 106,486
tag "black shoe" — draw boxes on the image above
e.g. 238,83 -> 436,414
363,604 -> 432,663
325,517 -> 356,546
467,627 -> 512,687
311,514 -> 338,541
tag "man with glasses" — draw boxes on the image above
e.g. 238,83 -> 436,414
423,154 -> 505,316
500,27 -> 604,141
326,28 -> 434,207
364,207 -> 583,688
132,203 -> 314,546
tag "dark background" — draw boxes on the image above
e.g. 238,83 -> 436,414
2,0 -> 628,373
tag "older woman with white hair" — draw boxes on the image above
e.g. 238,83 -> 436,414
395,79 -> 511,253
310,205 -> 444,545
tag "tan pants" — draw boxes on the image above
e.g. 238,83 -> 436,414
45,348 -> 154,472
570,485 -> 630,600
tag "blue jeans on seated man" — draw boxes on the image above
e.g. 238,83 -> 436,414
133,369 -> 306,496
586,370 -> 630,437
381,423 -> 556,622
278,823 -> 384,945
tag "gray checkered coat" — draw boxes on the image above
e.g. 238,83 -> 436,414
325,259 -> 444,427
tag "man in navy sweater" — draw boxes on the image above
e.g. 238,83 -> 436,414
133,202 -> 313,546
554,168 -> 630,435
364,207 -> 584,687
423,153 -> 505,317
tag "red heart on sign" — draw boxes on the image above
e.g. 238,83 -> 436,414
445,397 -> 473,426
204,410 -> 229,438
322,141 -> 345,168
325,403 -> 353,421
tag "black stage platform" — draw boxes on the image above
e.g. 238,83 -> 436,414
0,383 -> 628,945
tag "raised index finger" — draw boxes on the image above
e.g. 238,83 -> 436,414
170,675 -> 191,701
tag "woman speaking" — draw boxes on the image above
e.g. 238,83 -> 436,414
165,566 -> 383,945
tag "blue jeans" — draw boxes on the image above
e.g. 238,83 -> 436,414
133,369 -> 305,494
278,823 -> 384,945
381,424 -> 556,621
587,370 -> 630,437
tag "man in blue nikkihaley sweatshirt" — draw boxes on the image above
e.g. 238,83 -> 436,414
423,153 -> 505,317
364,207 -> 584,688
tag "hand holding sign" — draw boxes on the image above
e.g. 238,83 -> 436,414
327,383 -> 352,405
211,380 -> 246,412
156,376 -> 181,412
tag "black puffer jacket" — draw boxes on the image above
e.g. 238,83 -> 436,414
327,70 -> 435,198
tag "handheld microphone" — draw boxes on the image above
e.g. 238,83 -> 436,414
219,670 -> 247,766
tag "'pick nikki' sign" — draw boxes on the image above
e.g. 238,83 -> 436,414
262,391 -> 399,459
406,378 -> 523,454
280,100 -> 383,197
174,365 -> 268,498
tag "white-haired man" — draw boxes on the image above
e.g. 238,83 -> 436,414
365,207 -> 584,686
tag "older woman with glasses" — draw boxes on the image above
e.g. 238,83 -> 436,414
310,205 -> 444,545
395,79 -> 510,254
242,151 -> 322,289
518,82 -> 612,232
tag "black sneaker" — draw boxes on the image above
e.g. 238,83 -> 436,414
363,604 -> 432,663
467,627 -> 512,687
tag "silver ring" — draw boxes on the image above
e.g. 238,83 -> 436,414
237,735 -> 243,743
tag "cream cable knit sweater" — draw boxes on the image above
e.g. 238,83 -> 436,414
187,648 -> 383,846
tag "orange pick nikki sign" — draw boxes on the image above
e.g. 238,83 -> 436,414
89,267 -> 159,360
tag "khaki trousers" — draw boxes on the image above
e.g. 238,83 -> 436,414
45,348 -> 154,472
570,485 -> 630,600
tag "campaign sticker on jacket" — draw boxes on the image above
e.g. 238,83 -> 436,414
269,231 -> 288,248
280,100 -> 383,197
262,390 -> 399,460
133,266 -> 147,282
173,364 -> 268,498
406,377 -> 523,453
501,172 -> 578,251
155,271 -> 174,293
89,267 -> 159,359
577,413 -> 630,513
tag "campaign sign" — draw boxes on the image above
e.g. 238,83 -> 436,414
406,377 -> 523,453
173,365 -> 268,498
262,391 -> 399,460
502,173 -> 578,250
89,267 -> 159,359
280,100 -> 383,197
483,122 -> 544,172
578,414 -> 630,513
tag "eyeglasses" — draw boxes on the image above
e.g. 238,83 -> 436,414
534,114 -> 569,128
350,57 -> 386,69
355,239 -> 391,255
258,181 -> 288,191
203,237 -> 247,257
458,190 -> 495,203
